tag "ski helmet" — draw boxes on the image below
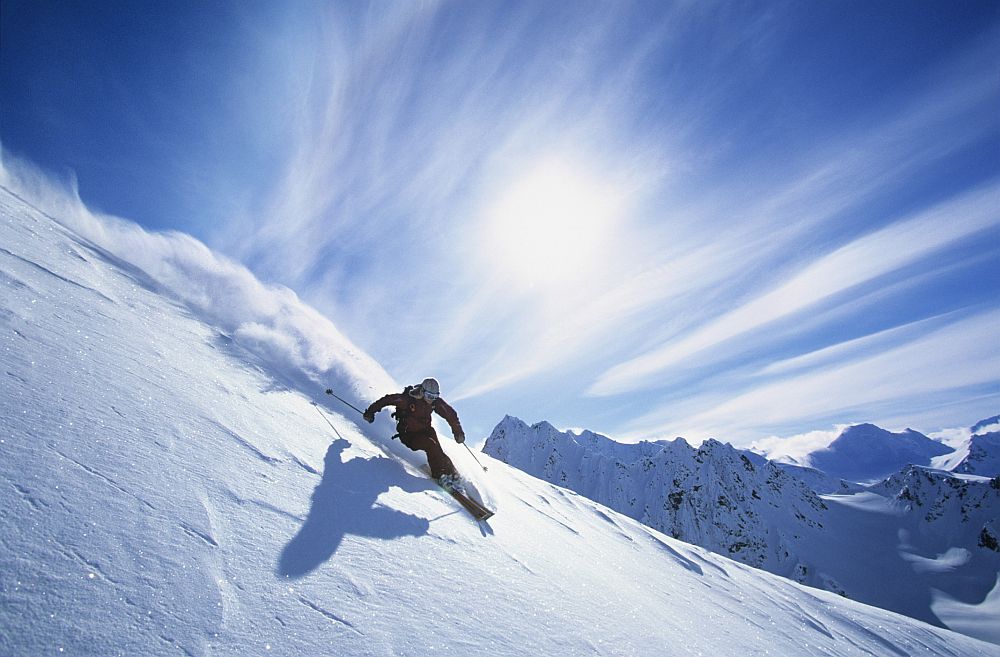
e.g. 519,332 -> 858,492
420,377 -> 440,400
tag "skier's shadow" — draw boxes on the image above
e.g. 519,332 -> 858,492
277,438 -> 431,579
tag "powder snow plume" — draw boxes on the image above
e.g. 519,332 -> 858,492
0,147 -> 395,411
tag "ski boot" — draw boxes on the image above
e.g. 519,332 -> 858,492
437,473 -> 467,494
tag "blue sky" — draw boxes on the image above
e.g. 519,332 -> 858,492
3,0 -> 998,445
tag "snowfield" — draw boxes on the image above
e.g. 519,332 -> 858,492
2,184 -> 998,656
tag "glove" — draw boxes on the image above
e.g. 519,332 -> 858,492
455,433 -> 466,444
363,409 -> 375,424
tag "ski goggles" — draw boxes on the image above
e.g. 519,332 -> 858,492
422,388 -> 440,401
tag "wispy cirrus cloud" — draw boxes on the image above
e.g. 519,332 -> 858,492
625,308 -> 1000,443
588,177 -> 1000,397
437,23 -> 1000,411
215,4 -> 687,380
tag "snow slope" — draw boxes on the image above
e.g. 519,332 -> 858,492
483,417 -> 1000,645
2,185 -> 998,656
819,470 -> 1000,644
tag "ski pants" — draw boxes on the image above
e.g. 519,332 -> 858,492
399,427 -> 457,480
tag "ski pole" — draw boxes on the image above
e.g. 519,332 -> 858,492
325,388 -> 365,416
313,403 -> 346,441
463,443 -> 488,472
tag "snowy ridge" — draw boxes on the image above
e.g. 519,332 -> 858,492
484,416 -> 1000,645
484,416 -> 829,576
774,462 -> 866,495
952,416 -> 1000,477
869,466 -> 999,540
2,188 -> 998,655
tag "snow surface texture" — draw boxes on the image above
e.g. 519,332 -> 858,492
483,417 -> 1000,645
2,187 -> 999,656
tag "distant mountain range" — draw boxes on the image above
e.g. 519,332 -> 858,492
483,417 -> 827,575
483,416 -> 1000,644
805,423 -> 953,483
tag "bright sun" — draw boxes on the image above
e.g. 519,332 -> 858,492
487,158 -> 622,288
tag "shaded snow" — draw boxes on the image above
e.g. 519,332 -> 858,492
808,423 -> 953,483
775,462 -> 865,495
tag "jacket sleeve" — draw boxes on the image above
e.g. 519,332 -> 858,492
366,392 -> 405,415
434,399 -> 465,440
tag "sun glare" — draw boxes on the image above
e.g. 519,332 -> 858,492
487,158 -> 622,288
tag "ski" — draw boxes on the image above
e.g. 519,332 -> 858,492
440,483 -> 495,521
427,469 -> 494,521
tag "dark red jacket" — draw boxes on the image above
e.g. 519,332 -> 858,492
366,391 -> 465,440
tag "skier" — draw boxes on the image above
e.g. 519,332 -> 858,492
363,377 -> 466,486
